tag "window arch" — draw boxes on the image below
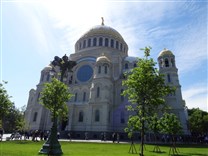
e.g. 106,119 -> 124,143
79,42 -> 82,49
74,93 -> 78,102
47,74 -> 50,81
110,39 -> 114,48
171,58 -> 175,67
165,58 -> 169,67
87,38 -> 91,47
105,38 -> 109,47
96,87 -> 100,98
116,41 -> 119,49
78,111 -> 84,122
104,65 -> 108,74
33,112 -> 38,122
120,43 -> 123,51
99,37 -> 103,46
95,110 -> 100,122
134,63 -> 137,68
167,74 -> 171,82
98,66 -> 101,74
83,40 -> 86,48
83,92 -> 86,102
93,38 -> 97,46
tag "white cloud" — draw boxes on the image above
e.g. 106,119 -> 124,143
183,83 -> 208,112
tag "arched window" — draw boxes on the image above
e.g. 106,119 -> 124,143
79,42 -> 82,49
120,43 -> 123,51
96,87 -> 100,98
83,40 -> 86,48
125,63 -> 128,69
87,38 -> 91,47
47,74 -> 50,81
74,93 -> 77,102
95,110 -> 100,122
171,58 -> 175,67
165,58 -> 169,67
105,38 -> 109,47
99,37 -> 103,46
116,41 -> 119,49
167,74 -> 171,82
134,63 -> 137,67
78,111 -> 84,122
93,38 -> 97,46
120,111 -> 125,123
104,66 -> 108,74
83,92 -> 86,102
33,112 -> 38,122
110,39 -> 114,48
98,66 -> 101,74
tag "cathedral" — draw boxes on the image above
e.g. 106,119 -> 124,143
24,21 -> 189,139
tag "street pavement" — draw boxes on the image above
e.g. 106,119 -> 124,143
0,134 -> 128,144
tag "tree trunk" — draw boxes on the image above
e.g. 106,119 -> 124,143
140,101 -> 145,156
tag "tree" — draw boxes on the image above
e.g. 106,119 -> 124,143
122,47 -> 174,156
148,113 -> 161,153
0,81 -> 13,129
159,112 -> 182,156
39,78 -> 73,155
188,108 -> 208,140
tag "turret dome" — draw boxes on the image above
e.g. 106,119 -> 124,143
96,55 -> 110,63
42,65 -> 52,72
158,48 -> 174,57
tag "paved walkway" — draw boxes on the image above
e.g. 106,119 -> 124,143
0,134 -> 128,144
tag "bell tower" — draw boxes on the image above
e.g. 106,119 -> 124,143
158,48 -> 189,134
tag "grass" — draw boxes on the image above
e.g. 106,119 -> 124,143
0,140 -> 207,156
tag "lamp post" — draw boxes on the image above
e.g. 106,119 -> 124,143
39,54 -> 76,155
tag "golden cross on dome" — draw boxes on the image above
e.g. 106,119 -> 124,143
101,17 -> 104,25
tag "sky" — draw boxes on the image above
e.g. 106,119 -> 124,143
1,0 -> 207,112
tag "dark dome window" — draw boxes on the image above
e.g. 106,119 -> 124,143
111,39 -> 114,48
116,41 -> 119,49
77,65 -> 93,82
93,38 -> 97,46
88,39 -> 91,47
99,37 -> 103,46
105,38 -> 109,47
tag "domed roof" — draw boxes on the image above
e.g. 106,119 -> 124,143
96,55 -> 110,63
78,25 -> 125,41
158,48 -> 174,57
42,65 -> 52,72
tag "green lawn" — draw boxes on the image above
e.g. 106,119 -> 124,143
0,140 -> 207,156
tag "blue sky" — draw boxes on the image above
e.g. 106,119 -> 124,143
1,0 -> 207,111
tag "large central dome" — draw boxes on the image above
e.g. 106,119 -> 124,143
79,25 -> 125,41
75,24 -> 128,54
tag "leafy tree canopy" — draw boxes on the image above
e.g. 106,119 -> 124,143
123,46 -> 175,131
188,108 -> 208,135
39,78 -> 73,120
159,112 -> 182,135
122,47 -> 175,156
0,81 -> 13,128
